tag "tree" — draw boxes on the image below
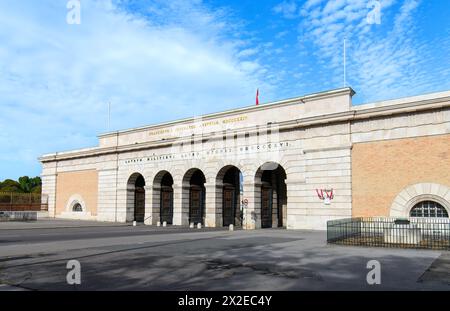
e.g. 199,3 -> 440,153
0,176 -> 42,193
0,179 -> 22,193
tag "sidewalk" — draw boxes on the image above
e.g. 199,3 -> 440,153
0,218 -> 130,230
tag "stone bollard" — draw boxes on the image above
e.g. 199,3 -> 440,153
157,221 -> 161,227
229,224 -> 234,231
163,221 -> 167,227
133,221 -> 137,227
197,223 -> 202,229
190,222 -> 194,229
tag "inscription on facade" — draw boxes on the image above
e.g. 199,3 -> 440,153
148,115 -> 248,137
124,141 -> 291,164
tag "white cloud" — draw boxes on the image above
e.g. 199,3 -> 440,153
237,48 -> 259,58
291,0 -> 450,101
0,0 -> 274,179
273,1 -> 299,19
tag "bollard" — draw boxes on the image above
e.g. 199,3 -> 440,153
133,221 -> 137,227
197,223 -> 202,229
157,221 -> 161,227
229,224 -> 234,231
190,222 -> 194,229
163,221 -> 167,227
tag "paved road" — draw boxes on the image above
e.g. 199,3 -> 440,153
0,221 -> 448,291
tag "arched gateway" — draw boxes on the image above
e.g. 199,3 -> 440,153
183,169 -> 206,226
255,162 -> 287,228
126,173 -> 146,223
153,171 -> 174,224
216,165 -> 242,227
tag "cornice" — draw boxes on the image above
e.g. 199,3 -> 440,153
39,90 -> 450,163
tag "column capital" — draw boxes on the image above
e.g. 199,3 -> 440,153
243,181 -> 261,187
204,182 -> 220,189
144,185 -> 153,191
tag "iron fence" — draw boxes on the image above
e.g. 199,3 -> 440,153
327,217 -> 450,250
0,192 -> 48,211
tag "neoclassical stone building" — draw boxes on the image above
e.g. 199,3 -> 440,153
40,87 -> 450,230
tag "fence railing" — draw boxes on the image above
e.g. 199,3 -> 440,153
0,192 -> 48,211
327,217 -> 450,250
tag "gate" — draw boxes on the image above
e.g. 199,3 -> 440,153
223,187 -> 235,227
261,187 -> 272,228
189,187 -> 204,225
160,187 -> 173,224
134,187 -> 145,222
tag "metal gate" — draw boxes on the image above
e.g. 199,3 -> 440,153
223,187 -> 235,227
160,188 -> 173,224
261,187 -> 272,228
189,187 -> 203,225
134,187 -> 145,222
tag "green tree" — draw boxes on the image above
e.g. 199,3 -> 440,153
0,179 -> 22,192
0,176 -> 42,193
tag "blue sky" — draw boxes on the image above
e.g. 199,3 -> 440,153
0,0 -> 449,180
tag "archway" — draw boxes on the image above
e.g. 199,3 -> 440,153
390,183 -> 450,218
126,173 -> 146,223
255,162 -> 287,228
217,165 -> 242,227
153,171 -> 174,224
183,169 -> 206,226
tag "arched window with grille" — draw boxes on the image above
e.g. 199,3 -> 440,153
410,201 -> 449,218
72,203 -> 83,212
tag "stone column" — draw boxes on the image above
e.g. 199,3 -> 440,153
285,178 -> 304,229
41,173 -> 57,218
144,185 -> 153,225
173,185 -> 189,226
150,185 -> 160,225
125,185 -> 135,222
115,187 -> 129,223
205,182 -> 221,228
242,181 -> 261,229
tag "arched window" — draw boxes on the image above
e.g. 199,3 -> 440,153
410,201 -> 448,218
72,203 -> 83,212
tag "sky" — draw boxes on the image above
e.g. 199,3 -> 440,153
0,0 -> 449,180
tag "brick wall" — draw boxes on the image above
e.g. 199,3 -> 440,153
352,134 -> 450,217
55,170 -> 98,215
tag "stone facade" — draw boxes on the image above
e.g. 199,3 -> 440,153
40,87 -> 450,229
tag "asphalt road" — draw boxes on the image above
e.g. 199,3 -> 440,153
0,225 -> 223,245
0,221 -> 448,291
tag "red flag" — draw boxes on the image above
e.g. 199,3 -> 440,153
256,88 -> 259,106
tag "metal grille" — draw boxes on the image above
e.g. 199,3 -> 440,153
327,217 -> 450,250
410,201 -> 448,218
0,192 -> 48,211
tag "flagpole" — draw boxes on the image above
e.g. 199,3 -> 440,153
343,37 -> 347,87
108,101 -> 111,131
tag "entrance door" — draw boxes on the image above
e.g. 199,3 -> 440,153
261,187 -> 272,228
189,188 -> 203,225
223,187 -> 235,227
134,187 -> 145,222
160,188 -> 173,224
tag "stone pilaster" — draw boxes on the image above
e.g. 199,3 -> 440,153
144,185 -> 153,225
173,185 -> 189,226
205,183 -> 221,227
115,188 -> 129,223
242,181 -> 261,229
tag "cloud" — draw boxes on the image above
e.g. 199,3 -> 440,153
273,1 -> 299,19
0,0 -> 274,179
282,0 -> 450,102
